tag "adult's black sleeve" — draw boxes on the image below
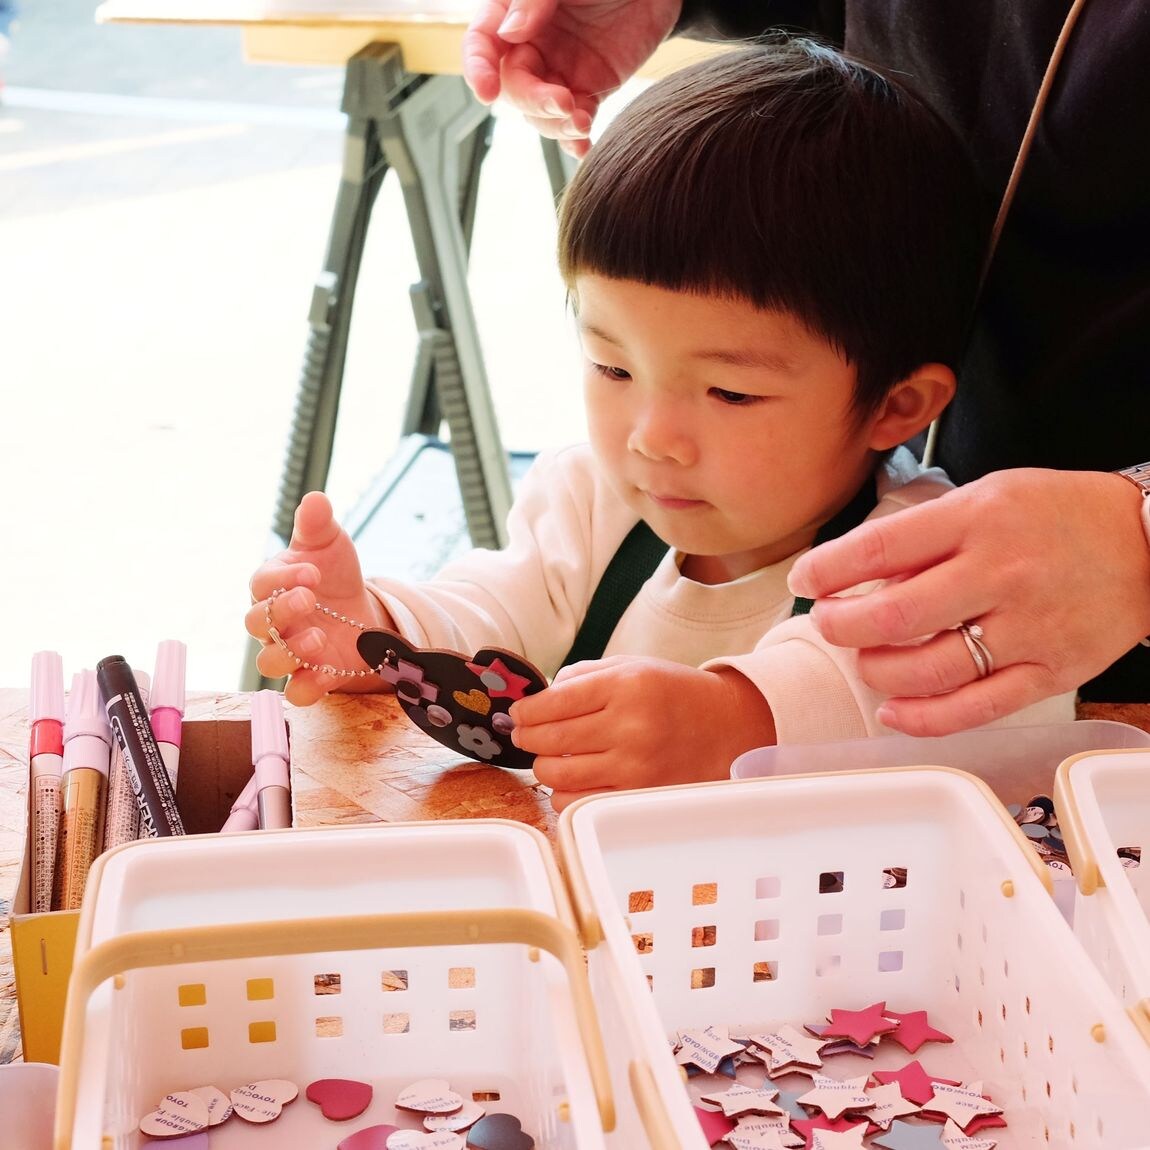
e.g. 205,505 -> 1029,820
673,0 -> 844,46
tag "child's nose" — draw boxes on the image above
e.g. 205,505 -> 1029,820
626,401 -> 695,464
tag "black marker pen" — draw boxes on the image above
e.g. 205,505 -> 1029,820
96,655 -> 185,838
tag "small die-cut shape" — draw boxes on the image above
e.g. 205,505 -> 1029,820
692,1104 -> 735,1146
675,1024 -> 747,1074
141,1135 -> 209,1150
880,1010 -> 954,1054
871,1062 -> 961,1106
870,1119 -> 948,1150
939,1120 -> 998,1150
338,1125 -> 402,1150
685,1054 -> 739,1079
387,1131 -> 465,1150
919,1082 -> 1003,1128
230,1080 -> 299,1124
917,1111 -> 1007,1136
728,1114 -> 804,1149
822,1002 -> 899,1046
425,1099 -> 486,1132
804,1024 -> 878,1060
745,1024 -> 824,1072
465,1112 -> 535,1150
189,1085 -> 233,1126
770,1086 -> 812,1120
796,1074 -> 873,1121
809,1125 -> 869,1150
306,1078 -> 373,1121
792,1114 -> 873,1145
698,1083 -> 786,1118
863,1083 -> 920,1130
140,1091 -> 210,1137
396,1078 -> 465,1115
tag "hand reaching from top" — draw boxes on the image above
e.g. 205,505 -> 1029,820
245,491 -> 391,705
463,0 -> 683,155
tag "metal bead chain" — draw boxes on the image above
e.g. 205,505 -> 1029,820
264,586 -> 372,679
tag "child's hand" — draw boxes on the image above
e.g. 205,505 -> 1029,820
509,656 -> 777,810
245,491 -> 390,705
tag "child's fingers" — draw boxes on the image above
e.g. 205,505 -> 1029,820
244,584 -> 316,641
290,490 -> 341,551
283,668 -> 341,707
547,785 -> 611,813
530,750 -> 614,793
513,711 -> 609,757
248,562 -> 321,605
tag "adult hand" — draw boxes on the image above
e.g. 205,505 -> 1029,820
462,0 -> 682,156
510,655 -> 776,809
787,469 -> 1150,736
245,491 -> 388,706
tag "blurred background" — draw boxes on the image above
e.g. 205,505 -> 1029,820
0,0 -> 640,691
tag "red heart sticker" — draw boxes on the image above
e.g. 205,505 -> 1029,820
306,1078 -> 374,1121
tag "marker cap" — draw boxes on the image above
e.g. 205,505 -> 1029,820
150,640 -> 186,713
31,651 -> 65,724
64,670 -> 112,746
251,690 -> 289,765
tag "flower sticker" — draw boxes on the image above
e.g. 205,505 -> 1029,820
456,725 -> 502,760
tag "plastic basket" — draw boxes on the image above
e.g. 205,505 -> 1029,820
558,768 -> 1150,1150
55,821 -> 615,1150
1055,749 -> 1150,1034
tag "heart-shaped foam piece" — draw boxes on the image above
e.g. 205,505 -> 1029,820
337,1125 -> 402,1150
426,1099 -> 486,1132
452,689 -> 492,716
139,1092 -> 209,1137
396,1078 -> 464,1115
307,1078 -> 373,1120
230,1079 -> 299,1123
189,1085 -> 232,1126
387,1131 -> 465,1150
141,1135 -> 210,1150
466,1113 -> 536,1150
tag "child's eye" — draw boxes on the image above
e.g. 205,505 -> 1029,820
592,362 -> 631,381
711,388 -> 759,405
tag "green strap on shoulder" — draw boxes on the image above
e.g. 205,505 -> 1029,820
559,477 -> 877,669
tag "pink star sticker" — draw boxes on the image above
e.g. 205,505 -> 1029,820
694,1105 -> 736,1146
464,657 -> 533,700
823,1002 -> 899,1046
881,1010 -> 954,1054
871,1062 -> 960,1106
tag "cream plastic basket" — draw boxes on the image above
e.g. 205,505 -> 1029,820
55,820 -> 614,1150
558,767 -> 1150,1150
1055,749 -> 1150,1034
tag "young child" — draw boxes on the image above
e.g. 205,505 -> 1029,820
246,39 -> 1074,808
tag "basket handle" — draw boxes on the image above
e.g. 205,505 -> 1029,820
628,1059 -> 684,1150
1052,754 -> 1104,895
54,907 -> 615,1148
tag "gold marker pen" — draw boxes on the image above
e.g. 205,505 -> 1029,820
52,670 -> 112,911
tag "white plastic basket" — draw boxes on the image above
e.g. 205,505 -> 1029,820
1055,749 -> 1150,1034
55,821 -> 615,1150
558,768 -> 1150,1150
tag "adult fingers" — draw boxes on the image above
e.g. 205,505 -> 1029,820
461,0 -> 513,103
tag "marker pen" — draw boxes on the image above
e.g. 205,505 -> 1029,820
251,690 -> 291,830
53,670 -> 113,911
96,656 -> 184,838
220,772 -> 259,833
149,640 -> 186,791
102,671 -> 150,851
29,651 -> 65,914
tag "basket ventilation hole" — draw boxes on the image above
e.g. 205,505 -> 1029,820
882,867 -> 908,889
178,983 -> 206,1007
1023,1041 -> 1029,1058
879,909 -> 905,932
819,871 -> 844,894
752,962 -> 776,983
449,1010 -> 477,1031
383,1012 -> 410,1034
556,1102 -> 571,1123
450,966 -> 476,988
382,969 -> 409,992
633,933 -> 653,954
474,1092 -> 501,1102
316,1016 -> 343,1038
314,973 -> 341,995
815,955 -> 841,978
248,1021 -> 276,1044
180,1027 -> 209,1050
691,967 -> 716,989
1047,1033 -> 1054,1053
692,925 -> 717,948
754,919 -> 780,942
755,876 -> 781,899
692,883 -> 718,906
817,914 -> 843,937
877,951 -> 903,972
246,978 -> 274,1001
628,890 -> 654,913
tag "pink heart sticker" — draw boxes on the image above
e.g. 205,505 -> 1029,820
306,1078 -> 374,1121
396,1078 -> 464,1115
231,1079 -> 299,1123
139,1092 -> 209,1137
338,1126 -> 402,1150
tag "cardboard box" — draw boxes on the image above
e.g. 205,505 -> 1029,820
11,715 -> 273,1063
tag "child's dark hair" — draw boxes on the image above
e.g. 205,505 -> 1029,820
557,38 -> 988,417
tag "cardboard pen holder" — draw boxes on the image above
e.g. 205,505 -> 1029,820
11,716 -> 266,1064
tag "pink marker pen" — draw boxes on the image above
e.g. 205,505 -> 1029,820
251,690 -> 291,830
149,640 -> 186,791
29,651 -> 65,914
220,772 -> 259,833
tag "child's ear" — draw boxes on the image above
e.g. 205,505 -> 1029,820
866,364 -> 956,452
